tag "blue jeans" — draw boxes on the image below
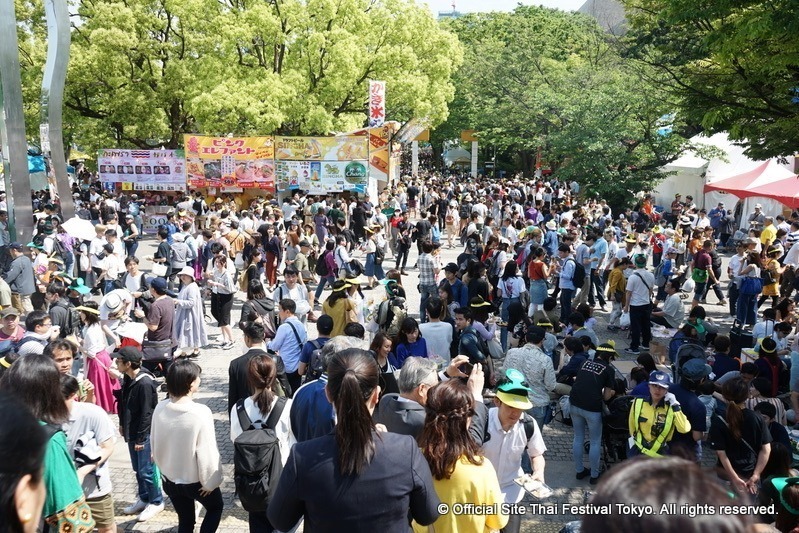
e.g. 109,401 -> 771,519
736,292 -> 758,325
128,436 -> 163,504
314,275 -> 336,300
559,288 -> 574,324
570,405 -> 603,478
419,284 -> 438,324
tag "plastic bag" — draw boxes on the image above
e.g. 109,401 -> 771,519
681,278 -> 695,293
620,311 -> 631,328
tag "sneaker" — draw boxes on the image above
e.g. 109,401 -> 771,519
576,468 -> 590,480
138,502 -> 165,522
123,499 -> 147,515
624,348 -> 641,355
607,325 -> 619,331
641,345 -> 650,352
590,475 -> 601,485
599,306 -> 608,312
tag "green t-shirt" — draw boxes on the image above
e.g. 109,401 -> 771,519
43,426 -> 86,519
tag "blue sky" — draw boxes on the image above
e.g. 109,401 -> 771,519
423,0 -> 587,14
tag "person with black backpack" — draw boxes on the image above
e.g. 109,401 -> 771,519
298,314 -> 333,384
230,353 -> 296,531
45,283 -> 80,338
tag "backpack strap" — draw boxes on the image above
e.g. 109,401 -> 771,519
522,414 -> 537,442
286,321 -> 303,347
236,399 -> 254,431
264,397 -> 287,430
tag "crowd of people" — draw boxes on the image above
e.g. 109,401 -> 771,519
2,174 -> 799,532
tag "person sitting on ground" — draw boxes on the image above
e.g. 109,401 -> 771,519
710,335 -> 740,382
754,402 -> 791,451
650,280 -> 684,329
557,337 -> 589,387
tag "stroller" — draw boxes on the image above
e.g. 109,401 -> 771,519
601,392 -> 635,468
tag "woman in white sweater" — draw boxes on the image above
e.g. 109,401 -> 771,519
230,353 -> 295,532
151,360 -> 224,532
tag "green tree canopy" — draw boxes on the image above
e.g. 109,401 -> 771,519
621,0 -> 799,160
440,5 -> 699,206
18,0 -> 462,153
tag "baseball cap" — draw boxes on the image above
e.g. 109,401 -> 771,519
114,346 -> 144,363
755,203 -> 762,209
8,242 -> 22,251
444,263 -> 459,273
633,254 -> 647,268
1,308 -> 19,318
495,368 -> 533,410
299,240 -> 311,247
666,247 -> 678,255
648,370 -> 672,389
681,358 -> 712,381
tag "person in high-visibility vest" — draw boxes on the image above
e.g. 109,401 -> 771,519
628,370 -> 691,458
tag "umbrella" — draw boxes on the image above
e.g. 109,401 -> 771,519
61,217 -> 96,242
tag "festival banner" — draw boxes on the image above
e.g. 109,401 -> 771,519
97,149 -> 185,191
274,136 -> 368,162
368,126 -> 391,183
306,161 -> 370,195
184,135 -> 275,190
276,161 -> 315,191
368,81 -> 386,127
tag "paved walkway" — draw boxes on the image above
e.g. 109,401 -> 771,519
107,236 -> 733,531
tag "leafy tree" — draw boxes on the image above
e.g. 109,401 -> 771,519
439,5 -> 699,207
621,0 -> 799,160
17,0 -> 461,154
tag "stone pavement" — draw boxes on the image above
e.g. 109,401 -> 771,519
107,236 -> 737,531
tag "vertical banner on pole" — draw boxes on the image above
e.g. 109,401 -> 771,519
411,141 -> 419,176
368,81 -> 386,127
471,141 -> 478,178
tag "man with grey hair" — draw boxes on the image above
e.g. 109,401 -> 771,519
289,335 -> 368,442
375,355 -> 488,441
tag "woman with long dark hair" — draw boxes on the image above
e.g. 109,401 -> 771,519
0,392 -> 48,533
239,280 -> 277,337
415,380 -> 506,532
498,261 -> 527,350
708,377 -> 772,495
229,355 -> 295,532
267,349 -> 440,531
0,354 -> 94,532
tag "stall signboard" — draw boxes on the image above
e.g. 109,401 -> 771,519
276,161 -> 315,191
306,161 -> 369,195
98,149 -> 186,191
368,81 -> 386,127
184,135 -> 275,191
274,135 -> 368,162
368,126 -> 391,183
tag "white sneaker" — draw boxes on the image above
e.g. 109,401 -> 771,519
123,499 -> 147,515
137,502 -> 165,522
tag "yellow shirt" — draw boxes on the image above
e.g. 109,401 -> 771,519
761,224 -> 777,246
607,267 -> 627,299
412,456 -> 508,533
322,297 -> 355,337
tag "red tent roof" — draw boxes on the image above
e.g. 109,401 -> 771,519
703,160 -> 798,205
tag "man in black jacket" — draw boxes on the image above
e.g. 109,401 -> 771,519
228,321 -> 290,412
114,346 -> 163,521
374,355 -> 487,443
46,282 -> 76,337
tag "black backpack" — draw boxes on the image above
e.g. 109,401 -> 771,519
568,258 -> 586,289
315,250 -> 330,276
54,301 -> 81,337
233,397 -> 287,513
303,339 -> 324,383
374,246 -> 385,266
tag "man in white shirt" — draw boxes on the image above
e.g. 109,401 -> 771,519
418,297 -> 453,363
267,298 -> 307,394
482,369 -> 547,533
624,254 -> 655,355
651,280 -> 684,329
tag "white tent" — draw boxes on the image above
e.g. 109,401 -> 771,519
443,148 -> 471,167
656,133 -> 796,225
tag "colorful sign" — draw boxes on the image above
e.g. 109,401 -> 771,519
276,161 -> 315,191
98,149 -> 185,191
184,136 -> 275,190
368,126 -> 391,183
274,136 -> 368,162
368,81 -> 386,127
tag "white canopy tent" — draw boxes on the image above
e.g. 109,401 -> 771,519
443,147 -> 471,167
656,133 -> 796,226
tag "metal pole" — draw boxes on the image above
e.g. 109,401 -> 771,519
42,0 -> 74,219
0,0 -> 33,241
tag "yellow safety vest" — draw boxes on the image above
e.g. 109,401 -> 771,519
632,397 -> 675,458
